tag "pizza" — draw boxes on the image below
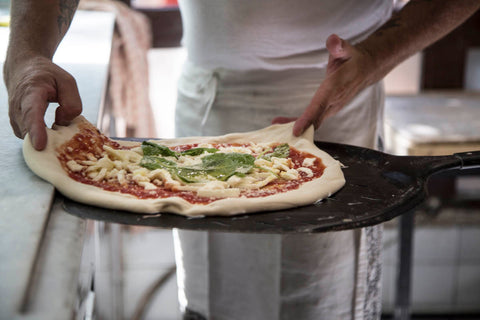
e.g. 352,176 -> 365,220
23,116 -> 345,217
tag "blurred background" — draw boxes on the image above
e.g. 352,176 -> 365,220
1,0 -> 480,319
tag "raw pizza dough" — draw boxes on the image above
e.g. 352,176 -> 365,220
23,116 -> 345,217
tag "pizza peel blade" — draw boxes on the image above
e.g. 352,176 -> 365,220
63,141 -> 480,234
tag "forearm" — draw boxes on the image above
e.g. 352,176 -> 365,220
357,0 -> 480,86
4,0 -> 79,80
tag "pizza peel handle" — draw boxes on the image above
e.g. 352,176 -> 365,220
317,141 -> 480,178
453,150 -> 480,170
392,150 -> 480,179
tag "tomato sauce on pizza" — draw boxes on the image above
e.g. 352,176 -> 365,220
56,124 -> 326,205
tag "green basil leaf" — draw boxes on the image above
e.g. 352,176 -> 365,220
140,156 -> 177,171
174,167 -> 211,183
140,150 -> 256,184
262,143 -> 290,160
201,153 -> 255,181
180,147 -> 218,156
140,156 -> 203,183
141,141 -> 178,158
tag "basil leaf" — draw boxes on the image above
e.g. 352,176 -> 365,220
142,141 -> 178,158
140,150 -> 256,184
140,156 -> 205,182
174,167 -> 211,183
180,147 -> 218,156
201,153 -> 255,181
140,156 -> 177,171
262,143 -> 290,160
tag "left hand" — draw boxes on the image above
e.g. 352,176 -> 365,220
272,34 -> 375,136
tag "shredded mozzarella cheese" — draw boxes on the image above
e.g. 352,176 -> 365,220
66,160 -> 83,172
302,157 -> 316,167
73,142 -> 311,197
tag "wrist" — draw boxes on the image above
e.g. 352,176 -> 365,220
354,41 -> 396,88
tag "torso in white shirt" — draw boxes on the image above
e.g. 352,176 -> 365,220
178,0 -> 394,70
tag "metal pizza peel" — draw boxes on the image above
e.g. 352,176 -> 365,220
63,141 -> 480,234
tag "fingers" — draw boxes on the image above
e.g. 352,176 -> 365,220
293,103 -> 326,137
23,88 -> 50,150
55,73 -> 82,126
293,78 -> 336,136
292,117 -> 310,137
271,116 -> 297,125
6,58 -> 82,151
292,35 -> 362,137
292,35 -> 349,137
29,117 -> 48,150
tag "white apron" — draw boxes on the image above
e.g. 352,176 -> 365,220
173,62 -> 384,320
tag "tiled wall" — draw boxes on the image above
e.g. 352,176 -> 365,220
382,222 -> 480,313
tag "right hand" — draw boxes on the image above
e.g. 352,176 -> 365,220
272,34 -> 376,136
4,55 -> 82,150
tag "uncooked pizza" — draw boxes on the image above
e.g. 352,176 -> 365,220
23,116 -> 345,217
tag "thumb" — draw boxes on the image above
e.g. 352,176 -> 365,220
326,34 -> 354,73
326,34 -> 353,60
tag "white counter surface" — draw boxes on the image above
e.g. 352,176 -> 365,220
0,10 -> 114,319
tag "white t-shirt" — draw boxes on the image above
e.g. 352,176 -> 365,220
178,0 -> 394,70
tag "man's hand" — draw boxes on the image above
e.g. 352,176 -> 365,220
4,0 -> 82,150
272,34 -> 375,136
5,56 -> 82,150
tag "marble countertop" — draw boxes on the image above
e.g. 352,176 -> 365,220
0,10 -> 114,319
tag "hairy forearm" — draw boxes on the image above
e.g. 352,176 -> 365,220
4,0 -> 79,79
357,0 -> 480,85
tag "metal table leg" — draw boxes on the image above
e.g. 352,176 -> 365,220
394,210 -> 415,320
